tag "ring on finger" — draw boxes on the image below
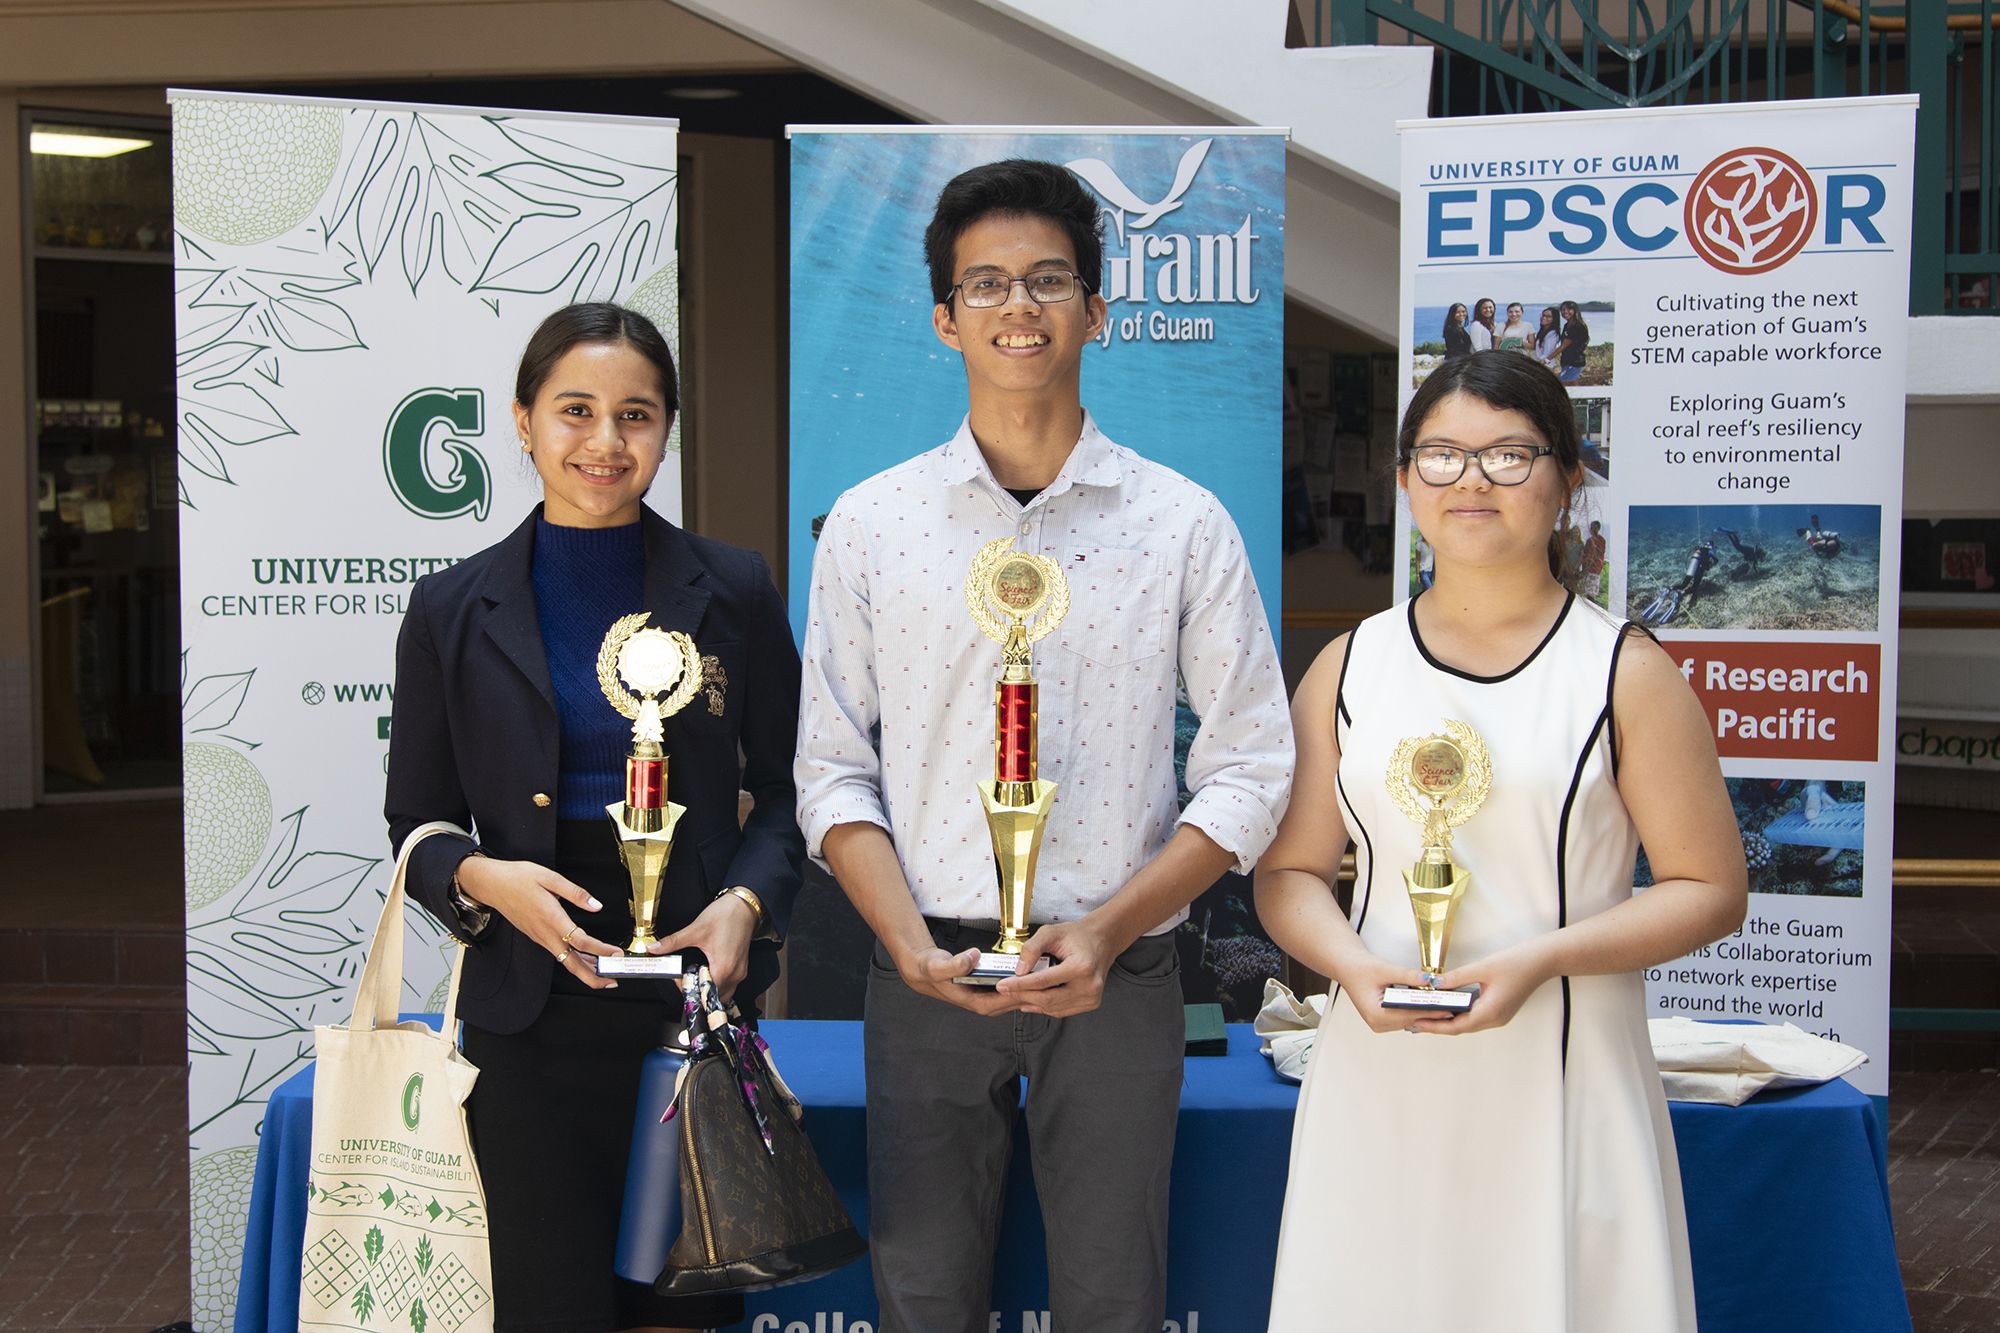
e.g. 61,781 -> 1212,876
555,947 -> 571,963
560,924 -> 580,948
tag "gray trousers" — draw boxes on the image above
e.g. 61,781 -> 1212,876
863,920 -> 1186,1333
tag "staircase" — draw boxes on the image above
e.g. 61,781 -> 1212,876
0,800 -> 186,1066
664,0 -> 1431,341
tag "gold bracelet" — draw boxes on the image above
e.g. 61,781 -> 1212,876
720,885 -> 775,939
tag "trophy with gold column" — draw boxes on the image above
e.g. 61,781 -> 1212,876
956,538 -> 1070,986
595,612 -> 703,977
1381,719 -> 1492,1012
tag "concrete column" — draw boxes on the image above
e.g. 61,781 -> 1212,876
679,132 -> 784,573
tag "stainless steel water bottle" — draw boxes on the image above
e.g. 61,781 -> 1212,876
614,1018 -> 690,1283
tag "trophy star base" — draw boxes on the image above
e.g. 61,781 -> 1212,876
1380,983 -> 1476,1012
594,953 -> 687,978
952,952 -> 1053,987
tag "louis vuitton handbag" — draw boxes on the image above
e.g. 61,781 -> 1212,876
654,968 -> 867,1296
300,822 -> 492,1333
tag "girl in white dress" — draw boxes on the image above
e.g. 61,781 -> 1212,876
1258,351 -> 1746,1332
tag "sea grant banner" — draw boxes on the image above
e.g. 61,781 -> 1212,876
786,126 -> 1286,636
170,91 -> 678,1330
776,125 -> 1285,1330
1396,98 -> 1915,1098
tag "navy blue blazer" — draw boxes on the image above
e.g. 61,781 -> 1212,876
384,504 -> 805,1034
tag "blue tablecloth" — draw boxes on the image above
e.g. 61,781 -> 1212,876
238,1020 -> 1909,1332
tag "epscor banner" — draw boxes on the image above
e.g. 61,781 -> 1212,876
170,91 -> 679,1330
1396,97 -> 1915,1098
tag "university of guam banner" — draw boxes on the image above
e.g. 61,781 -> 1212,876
1396,98 -> 1916,1098
779,126 -> 1284,1329
169,91 -> 679,1330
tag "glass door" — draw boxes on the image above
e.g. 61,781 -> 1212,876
28,114 -> 179,795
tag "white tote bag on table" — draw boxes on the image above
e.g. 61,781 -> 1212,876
300,822 -> 492,1333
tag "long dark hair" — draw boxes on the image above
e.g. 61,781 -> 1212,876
1399,351 -> 1584,585
514,302 -> 679,415
1442,302 -> 1467,336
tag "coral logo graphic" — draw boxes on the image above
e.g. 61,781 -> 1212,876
384,388 -> 490,522
402,1073 -> 423,1130
1685,147 -> 1819,275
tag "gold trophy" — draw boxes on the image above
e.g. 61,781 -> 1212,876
956,538 -> 1069,986
1380,718 -> 1492,1012
595,612 -> 703,977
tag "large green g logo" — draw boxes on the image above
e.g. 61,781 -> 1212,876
384,388 -> 490,521
402,1073 -> 424,1130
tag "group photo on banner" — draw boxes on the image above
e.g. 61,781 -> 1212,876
161,82 -> 1924,1333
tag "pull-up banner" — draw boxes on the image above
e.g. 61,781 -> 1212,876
785,126 -> 1286,637
777,124 -> 1286,1330
1396,97 -> 1916,1098
170,90 -> 679,1330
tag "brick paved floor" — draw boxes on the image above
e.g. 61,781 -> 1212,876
0,1067 -> 191,1332
3,1062 -> 1999,1331
1891,1069 -> 2000,1332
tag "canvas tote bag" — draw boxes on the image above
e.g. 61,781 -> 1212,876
301,822 -> 492,1333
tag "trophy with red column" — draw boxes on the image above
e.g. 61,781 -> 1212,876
595,612 -> 702,977
957,538 -> 1069,985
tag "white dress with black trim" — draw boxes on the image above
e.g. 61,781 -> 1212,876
1265,593 -> 1696,1333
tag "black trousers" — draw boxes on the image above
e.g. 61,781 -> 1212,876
461,821 -> 746,1332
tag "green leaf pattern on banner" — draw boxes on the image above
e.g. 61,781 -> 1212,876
182,667 -> 255,735
321,111 -> 526,294
183,653 -> 427,1140
178,98 -> 675,1329
474,122 -> 676,301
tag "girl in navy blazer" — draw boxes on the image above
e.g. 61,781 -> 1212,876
385,303 -> 804,1333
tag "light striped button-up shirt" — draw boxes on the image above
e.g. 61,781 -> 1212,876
795,415 -> 1293,933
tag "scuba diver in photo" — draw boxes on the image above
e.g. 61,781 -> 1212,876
1714,526 -> 1766,581
1640,534 -> 1717,627
1739,779 -> 1848,869
1799,512 -> 1843,558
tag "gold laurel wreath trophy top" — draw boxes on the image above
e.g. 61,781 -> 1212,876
595,612 -> 703,977
956,538 -> 1070,986
1380,718 -> 1493,1012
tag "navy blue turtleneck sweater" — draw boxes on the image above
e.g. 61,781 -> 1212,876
531,516 -> 646,820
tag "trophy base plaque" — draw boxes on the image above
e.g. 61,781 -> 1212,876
953,952 -> 1053,987
595,953 -> 688,978
1381,983 -> 1476,1012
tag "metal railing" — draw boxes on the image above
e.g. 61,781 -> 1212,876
1307,0 -> 2000,313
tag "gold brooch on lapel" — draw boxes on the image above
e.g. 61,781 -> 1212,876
700,655 -> 728,716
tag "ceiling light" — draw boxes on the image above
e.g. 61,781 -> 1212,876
664,86 -> 741,101
31,131 -> 153,158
